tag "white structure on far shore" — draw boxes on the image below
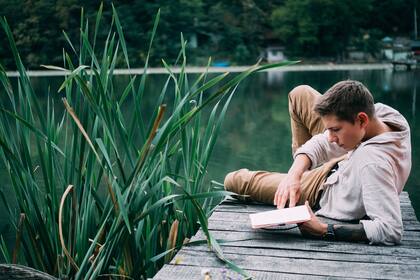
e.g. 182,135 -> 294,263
265,46 -> 286,62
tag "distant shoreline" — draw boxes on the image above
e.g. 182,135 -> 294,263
5,63 -> 393,77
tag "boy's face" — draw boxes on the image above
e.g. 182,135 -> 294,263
322,114 -> 366,151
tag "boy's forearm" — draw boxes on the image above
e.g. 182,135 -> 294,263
333,224 -> 368,242
311,223 -> 369,242
288,154 -> 312,178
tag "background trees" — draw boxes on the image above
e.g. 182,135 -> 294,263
270,0 -> 370,60
0,0 -> 419,69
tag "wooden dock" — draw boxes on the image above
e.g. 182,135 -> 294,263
392,60 -> 418,71
153,191 -> 420,279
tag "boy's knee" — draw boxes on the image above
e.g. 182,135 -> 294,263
288,85 -> 313,102
224,168 -> 250,192
224,170 -> 238,191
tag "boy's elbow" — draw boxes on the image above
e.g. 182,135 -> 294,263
384,219 -> 403,245
380,225 -> 402,245
362,219 -> 403,245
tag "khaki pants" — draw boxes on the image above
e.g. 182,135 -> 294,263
224,85 -> 344,207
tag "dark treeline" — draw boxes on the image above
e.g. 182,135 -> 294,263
0,0 -> 418,69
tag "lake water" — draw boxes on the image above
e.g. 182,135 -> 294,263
1,68 -> 419,248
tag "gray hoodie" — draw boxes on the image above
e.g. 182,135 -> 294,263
295,103 -> 411,245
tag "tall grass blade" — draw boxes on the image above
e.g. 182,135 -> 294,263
0,235 -> 11,263
12,213 -> 25,264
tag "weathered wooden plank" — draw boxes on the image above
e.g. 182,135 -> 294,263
212,210 -> 419,228
220,191 -> 411,208
401,203 -> 415,208
207,219 -> 420,242
191,230 -> 420,256
208,218 -> 300,233
209,211 -> 420,229
219,199 -> 413,208
401,206 -> 418,216
402,223 -> 420,231
171,249 -> 420,280
217,201 -> 415,212
402,218 -> 420,224
152,264 -> 351,280
202,225 -> 420,248
400,192 -> 410,201
217,204 -> 418,218
402,213 -> 418,221
220,195 -> 416,205
184,244 -> 420,265
216,203 -> 274,213
400,191 -> 409,198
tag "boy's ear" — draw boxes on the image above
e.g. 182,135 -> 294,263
357,112 -> 369,128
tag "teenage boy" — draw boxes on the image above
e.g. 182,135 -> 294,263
224,80 -> 411,245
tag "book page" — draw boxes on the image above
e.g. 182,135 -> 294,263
249,205 -> 311,229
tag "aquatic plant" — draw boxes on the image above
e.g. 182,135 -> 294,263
0,4 -> 295,279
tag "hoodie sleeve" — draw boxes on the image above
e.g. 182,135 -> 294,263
294,130 -> 347,169
360,163 -> 403,245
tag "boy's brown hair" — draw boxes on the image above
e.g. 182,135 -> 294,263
314,80 -> 375,123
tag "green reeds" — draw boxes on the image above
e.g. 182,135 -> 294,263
0,4 -> 297,279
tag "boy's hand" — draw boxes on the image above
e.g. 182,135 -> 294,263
274,174 -> 301,208
298,201 -> 327,237
274,154 -> 311,208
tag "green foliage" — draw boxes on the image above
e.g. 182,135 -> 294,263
0,0 -> 211,69
270,0 -> 371,58
0,5 -> 296,279
2,0 -> 415,69
270,0 -> 419,59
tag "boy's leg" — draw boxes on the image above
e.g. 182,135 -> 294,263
224,156 -> 344,207
288,85 -> 325,154
224,169 -> 286,205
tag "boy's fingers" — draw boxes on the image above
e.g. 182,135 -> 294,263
274,189 -> 280,205
289,191 -> 296,207
305,200 -> 315,216
278,190 -> 288,209
273,190 -> 279,205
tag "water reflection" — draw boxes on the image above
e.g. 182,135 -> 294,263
413,87 -> 417,120
266,70 -> 284,86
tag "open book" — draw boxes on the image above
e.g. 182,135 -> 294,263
249,205 -> 311,229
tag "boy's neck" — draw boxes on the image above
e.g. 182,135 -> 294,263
364,118 -> 392,140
